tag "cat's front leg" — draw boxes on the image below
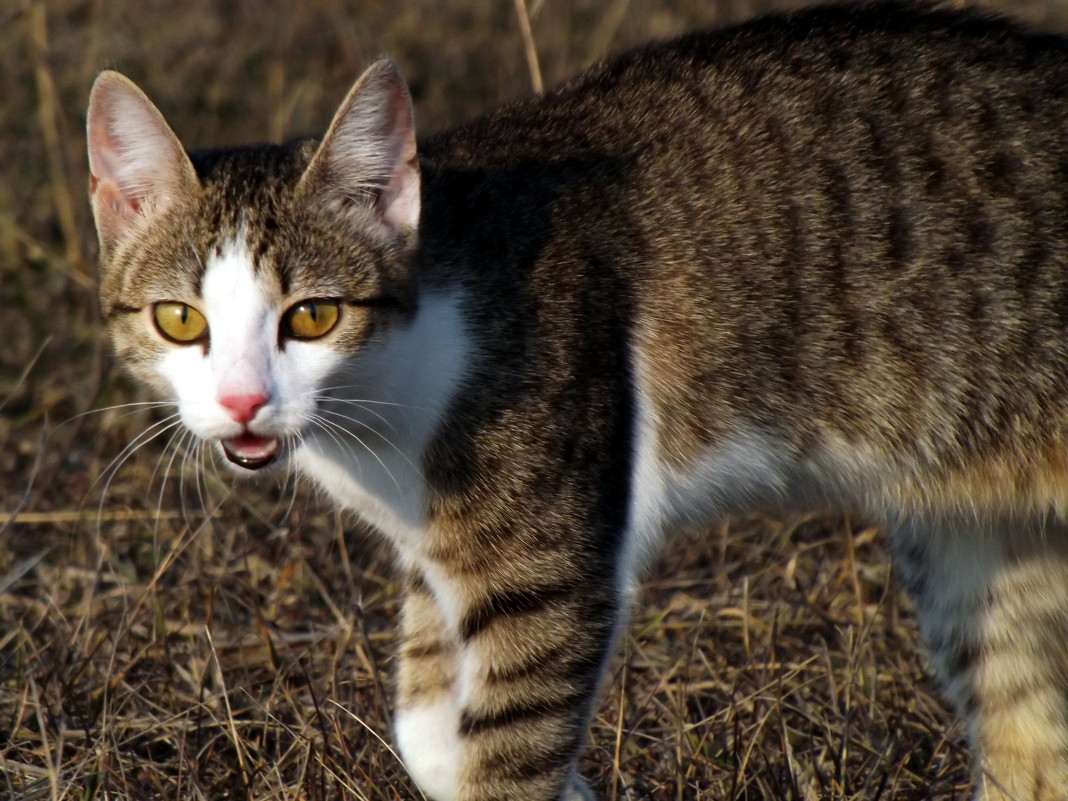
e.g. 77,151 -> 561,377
394,570 -> 463,800
451,564 -> 617,801
395,548 -> 619,801
394,563 -> 610,801
892,519 -> 1068,801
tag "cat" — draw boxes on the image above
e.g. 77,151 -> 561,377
86,2 -> 1068,799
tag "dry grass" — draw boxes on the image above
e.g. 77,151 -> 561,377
3,1 -> 1068,799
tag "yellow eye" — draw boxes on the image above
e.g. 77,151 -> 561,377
282,299 -> 340,340
153,302 -> 208,343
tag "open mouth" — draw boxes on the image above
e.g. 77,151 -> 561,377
221,433 -> 280,470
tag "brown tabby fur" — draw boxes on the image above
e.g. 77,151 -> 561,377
90,2 -> 1068,799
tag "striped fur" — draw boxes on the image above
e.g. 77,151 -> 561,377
89,3 -> 1068,799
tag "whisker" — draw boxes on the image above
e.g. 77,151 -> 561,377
277,437 -> 302,523
94,416 -> 184,535
308,417 -> 358,466
195,439 -> 214,524
149,424 -> 190,550
91,413 -> 183,494
312,390 -> 463,442
310,414 -> 404,496
317,399 -> 401,437
185,436 -> 211,528
313,389 -> 432,413
305,418 -> 368,486
177,429 -> 199,528
316,408 -> 425,483
205,442 -> 234,511
150,420 -> 187,494
59,400 -> 176,428
93,415 -> 182,503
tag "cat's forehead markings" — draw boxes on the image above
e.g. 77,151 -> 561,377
201,231 -> 280,306
203,233 -> 252,295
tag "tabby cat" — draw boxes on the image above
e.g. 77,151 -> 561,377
87,2 -> 1068,799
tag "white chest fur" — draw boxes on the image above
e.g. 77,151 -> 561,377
294,291 -> 472,550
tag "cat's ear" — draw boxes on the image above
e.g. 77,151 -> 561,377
299,59 -> 420,237
86,71 -> 199,253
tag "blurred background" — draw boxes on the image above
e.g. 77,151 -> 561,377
4,1 -> 1068,799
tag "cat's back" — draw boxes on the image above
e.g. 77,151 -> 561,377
419,1 -> 1068,518
419,1 -> 1068,172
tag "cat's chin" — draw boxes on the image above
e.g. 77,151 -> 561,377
220,433 -> 282,472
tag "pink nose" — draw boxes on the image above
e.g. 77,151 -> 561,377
218,393 -> 269,424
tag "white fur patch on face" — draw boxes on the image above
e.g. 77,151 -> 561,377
158,233 -> 337,461
155,239 -> 468,542
394,697 -> 460,801
159,235 -> 275,441
200,237 -> 275,401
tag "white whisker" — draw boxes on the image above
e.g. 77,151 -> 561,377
310,414 -> 404,496
309,416 -> 359,465
61,400 -> 176,427
92,413 -> 183,493
94,414 -> 184,534
149,424 -> 190,549
314,388 -> 432,413
318,399 -> 401,437
316,408 -> 425,483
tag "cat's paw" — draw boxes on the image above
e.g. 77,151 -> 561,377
564,776 -> 596,801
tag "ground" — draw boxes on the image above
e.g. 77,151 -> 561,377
2,1 -> 1063,799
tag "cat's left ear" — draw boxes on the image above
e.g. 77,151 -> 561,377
300,59 -> 420,237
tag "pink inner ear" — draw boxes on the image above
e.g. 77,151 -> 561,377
94,176 -> 142,214
89,126 -> 159,218
380,153 -> 420,235
372,86 -> 420,236
91,177 -> 140,232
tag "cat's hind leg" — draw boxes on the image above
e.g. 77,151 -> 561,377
892,518 -> 1068,801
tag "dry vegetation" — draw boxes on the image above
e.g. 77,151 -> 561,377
4,1 -> 1068,799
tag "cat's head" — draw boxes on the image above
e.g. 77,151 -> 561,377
87,61 -> 421,472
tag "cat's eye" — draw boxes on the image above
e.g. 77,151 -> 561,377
282,299 -> 341,340
153,302 -> 208,343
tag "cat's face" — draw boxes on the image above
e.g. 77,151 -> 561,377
88,62 -> 421,473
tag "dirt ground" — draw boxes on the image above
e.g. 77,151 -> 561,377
3,1 -> 1066,799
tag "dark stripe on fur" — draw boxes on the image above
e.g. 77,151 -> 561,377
485,642 -> 603,685
402,640 -> 450,661
459,691 -> 586,737
406,569 -> 431,595
481,737 -> 579,781
460,584 -> 576,642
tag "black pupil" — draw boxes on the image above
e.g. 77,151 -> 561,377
305,302 -> 317,322
180,305 -> 188,324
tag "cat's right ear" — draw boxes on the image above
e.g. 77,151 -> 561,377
87,71 -> 199,254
